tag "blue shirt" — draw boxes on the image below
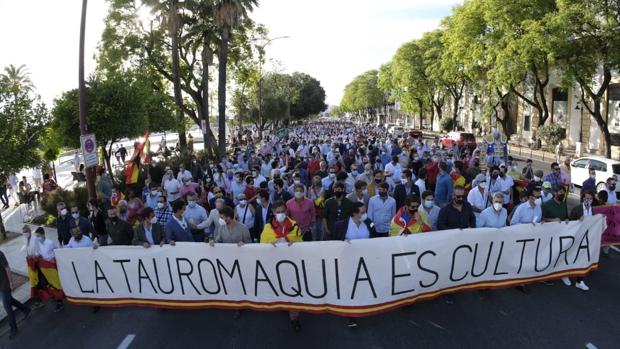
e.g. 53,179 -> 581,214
145,192 -> 161,210
543,172 -> 562,189
477,207 -> 507,228
367,195 -> 396,233
183,203 -> 209,232
434,172 -> 453,207
165,216 -> 194,242
420,205 -> 441,231
510,202 -> 542,225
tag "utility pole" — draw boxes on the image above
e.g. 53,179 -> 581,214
78,0 -> 96,200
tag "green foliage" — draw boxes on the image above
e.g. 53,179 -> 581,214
440,117 -> 455,132
340,70 -> 384,114
0,65 -> 48,174
289,72 -> 327,119
537,124 -> 566,150
40,187 -> 90,218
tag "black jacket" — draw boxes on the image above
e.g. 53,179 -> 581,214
255,203 -> 274,235
393,183 -> 421,210
332,218 -> 378,240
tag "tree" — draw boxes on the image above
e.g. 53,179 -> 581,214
340,70 -> 384,121
289,72 -> 327,119
0,68 -> 48,238
51,73 -> 173,173
214,0 -> 258,157
553,0 -> 620,158
99,0 -> 266,158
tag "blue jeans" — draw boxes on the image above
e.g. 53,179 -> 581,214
0,289 -> 29,331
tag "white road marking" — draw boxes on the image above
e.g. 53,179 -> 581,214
585,342 -> 598,349
117,334 -> 136,349
609,245 -> 620,253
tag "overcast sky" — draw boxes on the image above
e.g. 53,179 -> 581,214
0,0 -> 460,107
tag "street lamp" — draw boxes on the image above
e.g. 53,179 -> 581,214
257,36 -> 289,138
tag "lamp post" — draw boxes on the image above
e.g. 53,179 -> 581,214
257,36 -> 289,138
78,0 -> 96,200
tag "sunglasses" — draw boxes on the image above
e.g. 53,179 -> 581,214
71,211 -> 79,214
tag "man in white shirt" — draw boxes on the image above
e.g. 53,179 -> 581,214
176,165 -> 192,182
604,177 -> 618,204
468,174 -> 488,218
164,176 -> 182,202
65,227 -> 94,248
497,165 -> 514,205
384,156 -> 403,182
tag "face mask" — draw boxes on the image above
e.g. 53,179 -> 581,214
534,198 -> 542,206
157,202 -> 165,209
335,191 -> 344,198
424,200 -> 434,208
150,216 -> 158,224
294,192 -> 304,199
36,236 -> 45,243
590,174 -> 596,180
60,208 -> 68,216
294,179 -> 301,185
401,178 -> 408,184
584,199 -> 592,206
479,182 -> 487,189
534,176 -> 541,181
218,218 -> 227,226
72,213 -> 80,219
351,171 -> 359,177
275,213 -> 286,222
240,200 -> 248,206
329,173 -> 336,179
493,203 -> 503,211
151,190 -> 158,196
362,189 -> 368,196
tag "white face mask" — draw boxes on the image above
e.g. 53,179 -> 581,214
534,176 -> 541,182
294,180 -> 301,185
36,236 -> 45,243
151,190 -> 158,196
294,192 -> 304,199
479,182 -> 487,189
218,218 -> 227,226
150,216 -> 158,224
493,203 -> 503,211
240,200 -> 247,206
401,178 -> 408,184
360,213 -> 368,221
534,198 -> 542,206
60,208 -> 68,216
275,213 -> 286,222
424,200 -> 434,208
157,202 -> 165,209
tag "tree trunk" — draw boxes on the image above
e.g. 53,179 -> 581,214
169,0 -> 187,152
201,41 -> 218,158
499,97 -> 515,138
452,95 -> 460,130
580,67 -> 613,158
217,27 -> 230,159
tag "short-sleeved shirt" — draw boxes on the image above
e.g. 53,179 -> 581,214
542,199 -> 568,221
0,251 -> 9,291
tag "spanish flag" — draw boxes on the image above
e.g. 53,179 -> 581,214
124,131 -> 150,184
27,257 -> 64,301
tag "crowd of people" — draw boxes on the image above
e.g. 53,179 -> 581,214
7,120 -> 618,336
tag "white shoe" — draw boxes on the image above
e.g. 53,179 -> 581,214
561,277 -> 571,286
575,281 -> 589,291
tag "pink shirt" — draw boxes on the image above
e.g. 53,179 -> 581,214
286,197 -> 315,233
179,182 -> 199,199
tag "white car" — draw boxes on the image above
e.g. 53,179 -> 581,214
571,156 -> 620,192
388,126 -> 405,137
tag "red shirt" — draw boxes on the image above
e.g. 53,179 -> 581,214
244,186 -> 257,201
308,160 -> 320,179
286,197 -> 315,233
425,162 -> 439,185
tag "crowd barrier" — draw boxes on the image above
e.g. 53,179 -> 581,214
55,215 -> 605,317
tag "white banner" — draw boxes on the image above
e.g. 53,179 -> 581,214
55,215 -> 605,316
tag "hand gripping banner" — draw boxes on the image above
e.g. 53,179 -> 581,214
55,215 -> 604,317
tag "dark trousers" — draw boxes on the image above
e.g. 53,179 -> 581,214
191,229 -> 205,242
372,232 -> 389,238
0,188 -> 7,206
0,290 -> 29,331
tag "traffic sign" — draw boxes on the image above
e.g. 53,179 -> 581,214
80,134 -> 99,168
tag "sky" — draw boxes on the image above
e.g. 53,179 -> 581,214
0,0 -> 461,108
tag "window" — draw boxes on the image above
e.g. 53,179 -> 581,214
588,160 -> 607,172
572,159 -> 589,169
523,113 -> 531,132
613,164 -> 620,175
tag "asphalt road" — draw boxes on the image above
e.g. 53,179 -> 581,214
0,249 -> 618,349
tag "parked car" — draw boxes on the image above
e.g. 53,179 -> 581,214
388,125 -> 405,137
440,131 -> 477,150
407,129 -> 423,139
571,156 -> 620,193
